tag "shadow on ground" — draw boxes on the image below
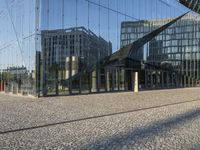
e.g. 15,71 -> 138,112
1,99 -> 200,135
80,108 -> 200,150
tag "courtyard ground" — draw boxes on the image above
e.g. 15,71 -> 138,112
1,88 -> 200,149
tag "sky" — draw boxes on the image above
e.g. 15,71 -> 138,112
0,0 -> 190,70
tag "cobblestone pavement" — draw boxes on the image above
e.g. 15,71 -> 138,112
1,88 -> 200,149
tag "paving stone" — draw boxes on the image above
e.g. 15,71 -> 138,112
0,88 -> 200,149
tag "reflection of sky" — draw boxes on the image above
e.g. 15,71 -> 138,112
0,0 -> 190,70
40,0 -> 189,51
0,0 -> 36,71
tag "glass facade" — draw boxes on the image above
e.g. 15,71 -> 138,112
0,0 -> 39,95
0,0 -> 196,97
121,13 -> 200,88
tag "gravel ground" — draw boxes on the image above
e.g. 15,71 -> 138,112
0,88 -> 200,149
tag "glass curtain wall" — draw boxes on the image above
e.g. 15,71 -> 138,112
38,0 -> 190,96
0,0 -> 39,96
0,0 -> 192,96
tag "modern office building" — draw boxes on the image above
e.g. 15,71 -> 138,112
121,13 -> 200,88
41,27 -> 112,73
40,27 -> 112,95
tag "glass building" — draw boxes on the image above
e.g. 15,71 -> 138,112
0,0 -> 197,97
121,13 -> 200,88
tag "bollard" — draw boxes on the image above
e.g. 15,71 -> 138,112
134,72 -> 138,92
0,80 -> 2,91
